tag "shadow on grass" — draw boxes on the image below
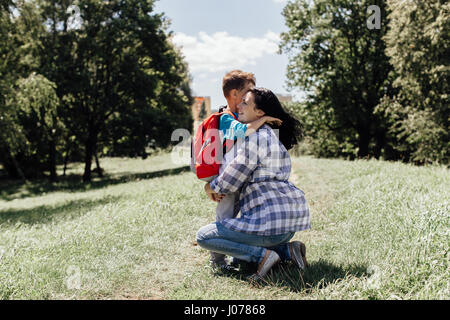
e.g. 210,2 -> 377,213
0,195 -> 123,226
0,166 -> 191,201
213,259 -> 368,294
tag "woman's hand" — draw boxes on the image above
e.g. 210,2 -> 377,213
204,182 -> 225,202
264,116 -> 283,127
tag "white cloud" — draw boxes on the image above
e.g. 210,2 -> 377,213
171,31 -> 280,73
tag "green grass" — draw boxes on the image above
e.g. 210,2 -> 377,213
0,151 -> 448,299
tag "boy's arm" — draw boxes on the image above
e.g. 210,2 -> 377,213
221,113 -> 282,140
244,116 -> 282,136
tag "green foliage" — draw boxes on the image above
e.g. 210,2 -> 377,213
37,0 -> 193,181
0,1 -> 11,11
15,73 -> 61,134
285,100 -> 357,159
281,0 -> 448,164
108,34 -> 194,157
0,0 -> 193,181
12,73 -> 64,179
0,0 -> 43,179
375,0 -> 450,164
281,0 -> 394,159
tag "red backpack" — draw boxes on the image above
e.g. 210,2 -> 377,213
191,109 -> 237,181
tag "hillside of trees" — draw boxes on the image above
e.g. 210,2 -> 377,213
281,0 -> 448,164
1,0 -> 447,185
0,0 -> 193,182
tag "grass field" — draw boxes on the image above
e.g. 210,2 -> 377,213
0,150 -> 448,300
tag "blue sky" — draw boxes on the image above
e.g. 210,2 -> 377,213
154,0 -> 301,110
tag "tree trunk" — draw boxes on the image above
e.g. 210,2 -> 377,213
83,145 -> 93,183
82,131 -> 96,183
357,127 -> 370,158
10,155 -> 26,181
1,146 -> 26,181
49,139 -> 58,182
63,144 -> 70,177
373,128 -> 385,159
12,157 -> 25,181
94,149 -> 103,177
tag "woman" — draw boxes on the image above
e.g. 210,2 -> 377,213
196,87 -> 311,280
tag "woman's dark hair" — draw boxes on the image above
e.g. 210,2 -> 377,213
250,87 -> 303,150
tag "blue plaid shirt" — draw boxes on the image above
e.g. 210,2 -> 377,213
210,125 -> 311,236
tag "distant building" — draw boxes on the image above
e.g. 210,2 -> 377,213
275,93 -> 293,104
191,96 -> 211,133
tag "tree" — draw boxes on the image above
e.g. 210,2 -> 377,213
375,0 -> 449,164
1,0 -> 193,181
0,3 -> 23,178
14,73 -> 63,181
0,0 -> 42,180
107,35 -> 193,158
38,0 -> 193,182
0,0 -> 13,12
280,0 -> 394,158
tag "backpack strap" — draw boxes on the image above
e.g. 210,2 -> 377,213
218,108 -> 239,155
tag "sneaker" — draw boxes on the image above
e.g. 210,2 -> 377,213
248,250 -> 280,281
288,241 -> 308,269
227,256 -> 242,267
210,260 -> 236,273
228,258 -> 256,274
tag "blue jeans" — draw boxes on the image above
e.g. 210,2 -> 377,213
196,222 -> 294,264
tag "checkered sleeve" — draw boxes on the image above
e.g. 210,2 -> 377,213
210,129 -> 269,194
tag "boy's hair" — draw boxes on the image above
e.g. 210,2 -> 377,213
222,70 -> 256,98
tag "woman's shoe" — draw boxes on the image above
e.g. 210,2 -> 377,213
248,250 -> 280,281
288,241 -> 308,269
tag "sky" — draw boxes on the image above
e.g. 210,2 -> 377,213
154,0 -> 302,110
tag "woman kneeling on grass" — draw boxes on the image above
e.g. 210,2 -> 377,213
196,87 -> 311,281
